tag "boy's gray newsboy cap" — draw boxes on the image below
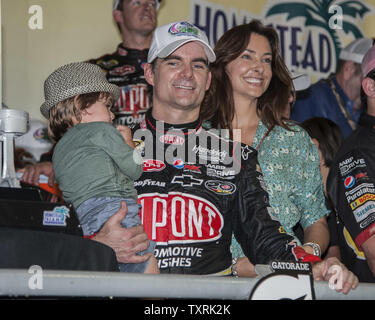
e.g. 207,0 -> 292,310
40,62 -> 120,119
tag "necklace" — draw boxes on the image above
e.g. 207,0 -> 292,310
327,78 -> 356,130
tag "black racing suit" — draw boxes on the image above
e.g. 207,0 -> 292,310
133,109 -> 318,275
88,44 -> 151,128
327,112 -> 375,282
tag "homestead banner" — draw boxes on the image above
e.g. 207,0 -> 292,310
185,0 -> 375,78
2,0 -> 375,119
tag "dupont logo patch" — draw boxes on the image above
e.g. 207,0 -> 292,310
139,193 -> 224,244
173,159 -> 185,169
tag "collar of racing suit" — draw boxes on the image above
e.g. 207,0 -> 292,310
116,43 -> 149,62
143,108 -> 203,133
358,112 -> 375,130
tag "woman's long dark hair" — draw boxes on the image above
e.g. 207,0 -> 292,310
301,117 -> 344,168
200,20 -> 293,131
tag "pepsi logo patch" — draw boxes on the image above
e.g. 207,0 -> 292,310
173,159 -> 185,169
344,176 -> 355,189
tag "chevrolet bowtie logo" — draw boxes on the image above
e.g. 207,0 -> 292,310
171,174 -> 203,187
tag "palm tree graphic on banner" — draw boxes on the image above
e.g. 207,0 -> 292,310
265,0 -> 370,61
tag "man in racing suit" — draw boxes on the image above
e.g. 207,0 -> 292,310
327,44 -> 375,282
136,21 -> 330,275
88,0 -> 162,127
133,108 -> 313,274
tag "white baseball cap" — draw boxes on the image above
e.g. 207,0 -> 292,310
339,38 -> 373,64
113,0 -> 162,11
147,21 -> 216,63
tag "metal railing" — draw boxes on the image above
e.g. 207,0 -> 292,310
1,268 -> 374,300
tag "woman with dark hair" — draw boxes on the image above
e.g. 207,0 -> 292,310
201,20 -> 330,276
301,117 -> 344,263
301,117 -> 344,196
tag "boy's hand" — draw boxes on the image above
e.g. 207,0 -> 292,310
116,125 -> 135,149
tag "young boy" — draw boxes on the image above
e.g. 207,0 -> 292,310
40,62 -> 158,274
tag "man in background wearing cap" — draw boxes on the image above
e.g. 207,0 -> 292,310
291,38 -> 373,138
88,0 -> 161,128
326,45 -> 375,283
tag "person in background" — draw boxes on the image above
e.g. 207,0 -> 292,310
326,44 -> 375,283
201,20 -> 330,277
88,0 -> 161,128
301,117 -> 345,266
291,38 -> 374,138
301,117 -> 344,197
283,73 -> 310,118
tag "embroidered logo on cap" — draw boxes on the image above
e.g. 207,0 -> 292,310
168,22 -> 199,37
